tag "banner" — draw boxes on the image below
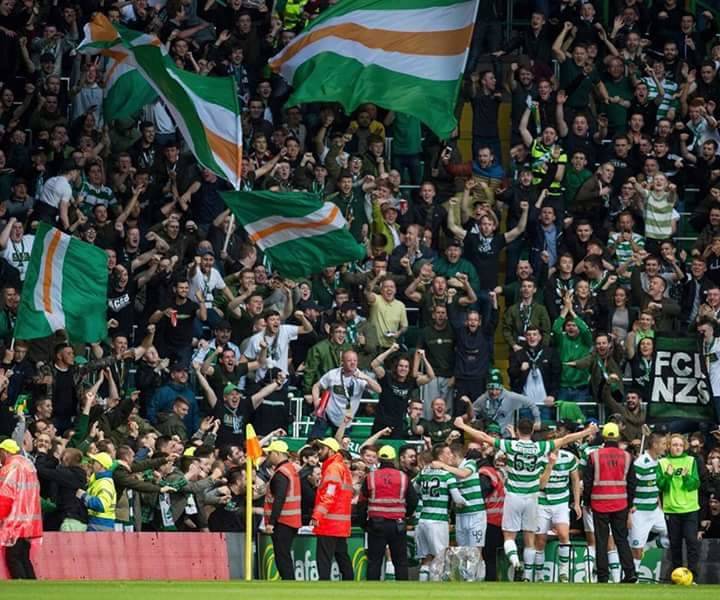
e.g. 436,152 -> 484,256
258,531 -> 367,580
647,336 -> 716,423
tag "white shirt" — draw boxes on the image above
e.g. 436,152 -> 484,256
319,367 -> 368,427
192,339 -> 241,364
39,176 -> 72,209
189,267 -> 226,309
2,234 -> 34,281
704,336 -> 720,398
244,324 -> 299,381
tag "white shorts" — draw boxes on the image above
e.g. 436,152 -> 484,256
536,503 -> 570,534
415,520 -> 449,559
583,507 -> 614,539
501,492 -> 538,533
629,507 -> 667,549
582,506 -> 594,533
455,512 -> 487,548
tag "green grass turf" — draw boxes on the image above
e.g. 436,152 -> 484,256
0,581 -> 714,599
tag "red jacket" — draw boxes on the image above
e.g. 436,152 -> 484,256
479,465 -> 505,527
589,446 -> 632,513
364,467 -> 408,520
0,454 -> 43,546
312,453 -> 353,537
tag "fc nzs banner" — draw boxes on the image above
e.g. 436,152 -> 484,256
648,336 -> 716,423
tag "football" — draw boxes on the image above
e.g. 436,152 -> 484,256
671,567 -> 694,586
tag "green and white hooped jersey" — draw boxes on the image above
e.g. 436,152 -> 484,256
578,443 -> 601,469
633,452 -> 660,511
415,467 -> 456,522
454,459 -> 486,515
538,449 -> 577,506
494,438 -> 555,495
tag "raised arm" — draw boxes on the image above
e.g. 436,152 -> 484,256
452,416 -> 495,445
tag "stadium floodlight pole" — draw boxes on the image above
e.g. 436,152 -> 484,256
245,424 -> 263,580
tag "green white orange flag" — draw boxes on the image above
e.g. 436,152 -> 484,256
14,223 -> 108,343
222,190 -> 366,279
78,15 -> 159,121
268,0 -> 479,139
79,14 -> 243,189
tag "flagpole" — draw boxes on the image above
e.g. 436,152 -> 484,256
245,454 -> 253,581
223,213 -> 235,255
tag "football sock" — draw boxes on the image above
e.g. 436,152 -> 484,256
608,549 -> 621,583
534,550 -> 545,581
558,544 -> 571,579
504,540 -> 520,568
523,547 -> 535,581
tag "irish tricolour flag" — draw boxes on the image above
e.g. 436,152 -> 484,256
14,223 -> 108,343
222,191 -> 366,278
80,14 -> 243,189
78,16 -> 159,121
269,0 -> 479,139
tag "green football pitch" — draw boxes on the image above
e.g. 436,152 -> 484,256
0,581 -> 715,599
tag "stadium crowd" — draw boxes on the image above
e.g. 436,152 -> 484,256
1,0 -> 720,585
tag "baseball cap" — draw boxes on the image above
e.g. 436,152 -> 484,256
339,301 -> 361,313
316,437 -> 340,453
378,445 -> 396,460
602,423 -> 620,439
170,360 -> 189,372
183,446 -> 197,457
223,383 -> 243,395
264,440 -> 289,454
486,369 -> 503,390
88,452 -> 113,470
40,52 -> 55,63
0,439 -> 20,454
215,320 -> 232,331
381,203 -> 398,213
197,247 -> 215,257
296,299 -> 320,311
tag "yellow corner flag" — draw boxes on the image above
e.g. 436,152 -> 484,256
244,424 -> 262,580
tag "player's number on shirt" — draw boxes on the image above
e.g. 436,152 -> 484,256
513,454 -> 538,473
421,477 -> 441,498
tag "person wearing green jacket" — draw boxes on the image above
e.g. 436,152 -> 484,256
657,433 -> 701,579
551,292 -> 593,403
302,323 -> 354,394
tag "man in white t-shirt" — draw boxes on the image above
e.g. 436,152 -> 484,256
244,310 -> 313,382
0,218 -> 34,281
188,248 -> 234,328
310,349 -> 382,438
34,161 -> 80,230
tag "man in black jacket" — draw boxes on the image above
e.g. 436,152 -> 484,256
453,295 -> 498,416
508,325 -> 561,421
35,447 -> 87,531
681,257 -> 712,328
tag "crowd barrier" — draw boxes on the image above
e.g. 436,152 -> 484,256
3,532 -> 720,583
